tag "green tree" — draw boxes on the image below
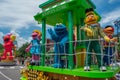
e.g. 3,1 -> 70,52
17,42 -> 31,57
0,43 -> 3,55
118,42 -> 120,52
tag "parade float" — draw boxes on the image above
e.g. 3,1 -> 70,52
20,0 -> 120,80
0,33 -> 17,66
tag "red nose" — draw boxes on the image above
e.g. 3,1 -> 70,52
31,32 -> 37,37
112,27 -> 114,31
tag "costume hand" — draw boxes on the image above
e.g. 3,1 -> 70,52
59,42 -> 65,48
80,24 -> 87,30
47,28 -> 53,35
13,46 -> 16,50
104,36 -> 110,42
84,28 -> 93,36
80,27 -> 84,30
25,48 -> 29,53
110,38 -> 117,42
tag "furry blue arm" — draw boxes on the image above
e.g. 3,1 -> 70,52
59,36 -> 68,46
47,28 -> 58,41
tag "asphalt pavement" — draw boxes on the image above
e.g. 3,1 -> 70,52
0,65 -> 24,80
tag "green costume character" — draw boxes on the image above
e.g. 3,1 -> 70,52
81,8 -> 111,71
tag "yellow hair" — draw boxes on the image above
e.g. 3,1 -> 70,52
10,35 -> 16,41
33,30 -> 42,35
86,11 -> 94,16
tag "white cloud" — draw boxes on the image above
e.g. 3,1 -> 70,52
7,30 -> 27,48
0,0 -> 47,47
108,0 -> 120,3
109,0 -> 115,3
0,32 -> 4,44
100,8 -> 120,26
0,0 -> 47,30
0,31 -> 29,51
92,0 -> 103,6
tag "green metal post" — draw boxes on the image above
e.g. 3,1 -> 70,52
41,19 -> 46,66
80,18 -> 85,47
80,18 -> 85,39
76,24 -> 80,44
68,11 -> 74,69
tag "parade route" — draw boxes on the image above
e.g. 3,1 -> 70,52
0,66 -> 23,80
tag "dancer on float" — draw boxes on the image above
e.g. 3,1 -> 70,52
26,30 -> 42,65
103,25 -> 117,66
48,23 -> 69,68
81,8 -> 113,71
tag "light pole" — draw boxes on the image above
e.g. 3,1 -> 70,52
114,18 -> 120,42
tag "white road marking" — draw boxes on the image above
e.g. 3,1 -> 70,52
0,71 -> 12,80
10,67 -> 15,69
0,66 -> 4,69
0,66 -> 24,70
19,66 -> 24,68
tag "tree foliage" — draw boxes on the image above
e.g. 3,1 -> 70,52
118,41 -> 120,52
17,42 -> 31,57
0,43 -> 3,55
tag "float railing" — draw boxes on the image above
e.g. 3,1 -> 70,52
37,39 -> 119,71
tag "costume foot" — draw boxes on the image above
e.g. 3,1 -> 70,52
53,63 -> 62,68
100,66 -> 107,71
1,56 -> 6,60
84,66 -> 90,71
9,56 -> 14,60
35,62 -> 40,66
30,62 -> 35,65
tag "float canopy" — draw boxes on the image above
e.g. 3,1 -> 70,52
34,0 -> 101,26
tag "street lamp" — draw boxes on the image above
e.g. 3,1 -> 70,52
114,18 -> 120,42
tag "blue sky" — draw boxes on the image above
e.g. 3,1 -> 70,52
92,0 -> 120,31
0,0 -> 120,47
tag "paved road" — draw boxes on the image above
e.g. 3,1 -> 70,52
0,66 -> 23,80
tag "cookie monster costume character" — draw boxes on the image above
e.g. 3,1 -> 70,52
103,25 -> 117,66
26,30 -> 42,65
48,23 -> 68,68
81,8 -> 112,71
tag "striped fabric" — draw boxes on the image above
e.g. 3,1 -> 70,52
103,35 -> 115,47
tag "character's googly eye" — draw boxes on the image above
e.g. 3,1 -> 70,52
87,16 -> 90,18
56,23 -> 59,26
91,15 -> 94,17
59,23 -> 62,25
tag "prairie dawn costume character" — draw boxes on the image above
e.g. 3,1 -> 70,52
26,30 -> 42,65
103,25 -> 117,66
48,23 -> 69,68
1,33 -> 16,60
81,8 -> 111,71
